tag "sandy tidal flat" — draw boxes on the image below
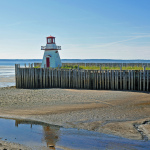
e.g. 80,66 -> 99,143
0,87 -> 150,149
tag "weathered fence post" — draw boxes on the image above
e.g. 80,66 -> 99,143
147,71 -> 149,92
131,70 -> 134,90
105,70 -> 107,90
46,68 -> 49,88
143,66 -> 146,91
58,68 -> 61,88
102,70 -> 104,89
49,68 -> 52,87
15,64 -> 18,88
120,67 -> 122,90
123,71 -> 126,90
111,70 -> 114,90
128,70 -> 130,90
140,70 -> 142,91
78,67 -> 80,89
107,70 -> 109,90
40,68 -> 43,88
31,64 -> 33,88
69,69 -> 71,88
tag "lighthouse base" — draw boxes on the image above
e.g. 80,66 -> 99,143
41,50 -> 62,68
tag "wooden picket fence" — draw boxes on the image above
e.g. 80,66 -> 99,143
15,64 -> 150,91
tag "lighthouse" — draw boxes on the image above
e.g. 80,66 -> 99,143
41,35 -> 62,68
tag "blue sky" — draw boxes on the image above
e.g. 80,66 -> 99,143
0,0 -> 150,59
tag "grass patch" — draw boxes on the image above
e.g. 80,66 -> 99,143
34,66 -> 41,68
34,65 -> 150,70
61,65 -> 150,70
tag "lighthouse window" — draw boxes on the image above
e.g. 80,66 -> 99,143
48,38 -> 52,43
53,38 -> 55,43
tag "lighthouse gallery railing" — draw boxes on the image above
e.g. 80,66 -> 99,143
41,46 -> 61,50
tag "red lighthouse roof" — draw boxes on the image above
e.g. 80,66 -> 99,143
47,35 -> 55,38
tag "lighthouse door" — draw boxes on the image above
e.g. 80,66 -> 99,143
46,57 -> 50,67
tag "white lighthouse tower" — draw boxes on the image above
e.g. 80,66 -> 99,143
41,35 -> 62,68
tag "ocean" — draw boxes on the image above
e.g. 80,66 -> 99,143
1,59 -> 150,66
1,59 -> 150,87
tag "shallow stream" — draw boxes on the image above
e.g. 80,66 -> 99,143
0,118 -> 150,150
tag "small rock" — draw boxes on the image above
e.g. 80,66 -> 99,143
48,145 -> 55,148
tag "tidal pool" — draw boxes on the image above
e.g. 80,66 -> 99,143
0,118 -> 150,150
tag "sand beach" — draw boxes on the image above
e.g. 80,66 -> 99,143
0,86 -> 150,149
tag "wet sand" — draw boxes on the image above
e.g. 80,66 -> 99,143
0,140 -> 31,150
0,86 -> 150,149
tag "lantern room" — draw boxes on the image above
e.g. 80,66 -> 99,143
47,36 -> 55,44
41,35 -> 61,50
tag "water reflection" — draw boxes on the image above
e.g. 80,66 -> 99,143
14,119 -> 60,149
0,118 -> 150,150
43,126 -> 58,149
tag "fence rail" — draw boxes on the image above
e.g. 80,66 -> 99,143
15,64 -> 150,91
